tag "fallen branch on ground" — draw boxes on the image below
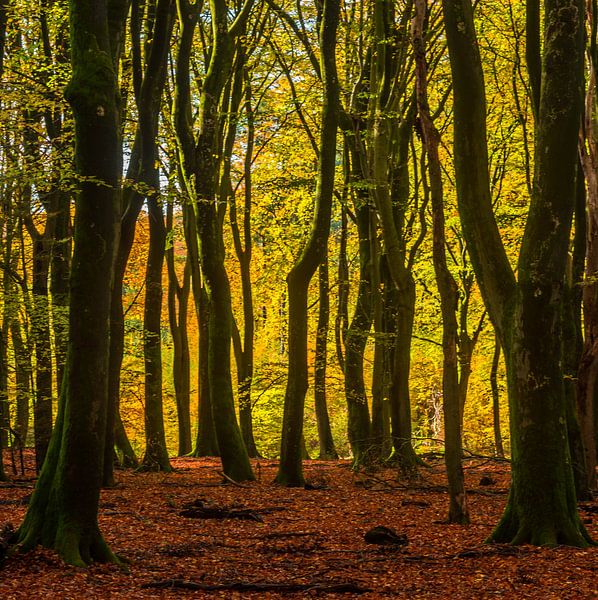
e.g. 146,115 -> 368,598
141,579 -> 372,593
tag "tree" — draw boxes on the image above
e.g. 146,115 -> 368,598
276,0 -> 340,486
104,0 -> 175,483
314,255 -> 338,459
174,0 -> 255,481
413,0 -> 468,524
15,0 -> 127,564
576,0 -> 598,494
166,200 -> 192,456
138,0 -> 175,473
443,0 -> 592,545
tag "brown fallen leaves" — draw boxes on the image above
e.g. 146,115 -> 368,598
0,453 -> 596,599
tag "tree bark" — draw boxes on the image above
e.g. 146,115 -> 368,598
276,0 -> 340,486
174,0 -> 253,479
413,0 -> 468,523
16,0 -> 125,563
490,333 -> 504,458
314,257 -> 338,460
343,140 -> 373,465
166,204 -> 192,457
443,0 -> 592,545
577,0 -> 598,492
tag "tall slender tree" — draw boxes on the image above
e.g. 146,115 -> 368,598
276,0 -> 340,486
413,0 -> 468,523
174,0 -> 255,481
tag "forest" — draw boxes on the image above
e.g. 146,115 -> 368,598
0,0 -> 596,596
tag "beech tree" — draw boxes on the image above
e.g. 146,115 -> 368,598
443,0 -> 593,545
174,0 -> 255,481
276,0 -> 340,486
413,0 -> 468,524
15,0 -> 126,564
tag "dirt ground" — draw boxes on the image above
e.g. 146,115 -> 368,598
0,453 -> 596,599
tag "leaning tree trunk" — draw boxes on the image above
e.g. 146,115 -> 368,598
443,0 -> 592,545
15,0 -> 125,564
413,0 -> 468,523
276,0 -> 340,486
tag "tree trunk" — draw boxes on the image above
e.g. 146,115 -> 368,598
371,224 -> 392,462
577,4 -> 598,492
276,0 -> 340,486
173,0 -> 252,479
228,74 -> 260,458
186,211 -> 219,457
314,257 -> 338,460
166,204 -> 192,457
104,0 -> 174,483
335,201 -> 349,372
490,333 -> 504,458
31,238 -> 53,471
11,319 -> 31,450
443,0 -> 591,545
50,192 -> 71,393
413,0 -> 468,523
343,145 -> 373,465
16,0 -> 124,562
141,194 -> 171,471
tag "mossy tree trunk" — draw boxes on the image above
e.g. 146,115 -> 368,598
104,0 -> 174,482
343,138 -> 373,465
276,0 -> 340,486
15,0 -> 125,564
166,201 -> 192,457
443,0 -> 592,545
174,0 -> 254,480
413,0 -> 468,523
226,61 -> 260,458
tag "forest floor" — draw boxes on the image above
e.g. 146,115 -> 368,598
0,453 -> 596,599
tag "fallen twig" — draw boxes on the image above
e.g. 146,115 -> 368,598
216,470 -> 250,488
141,579 -> 372,593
